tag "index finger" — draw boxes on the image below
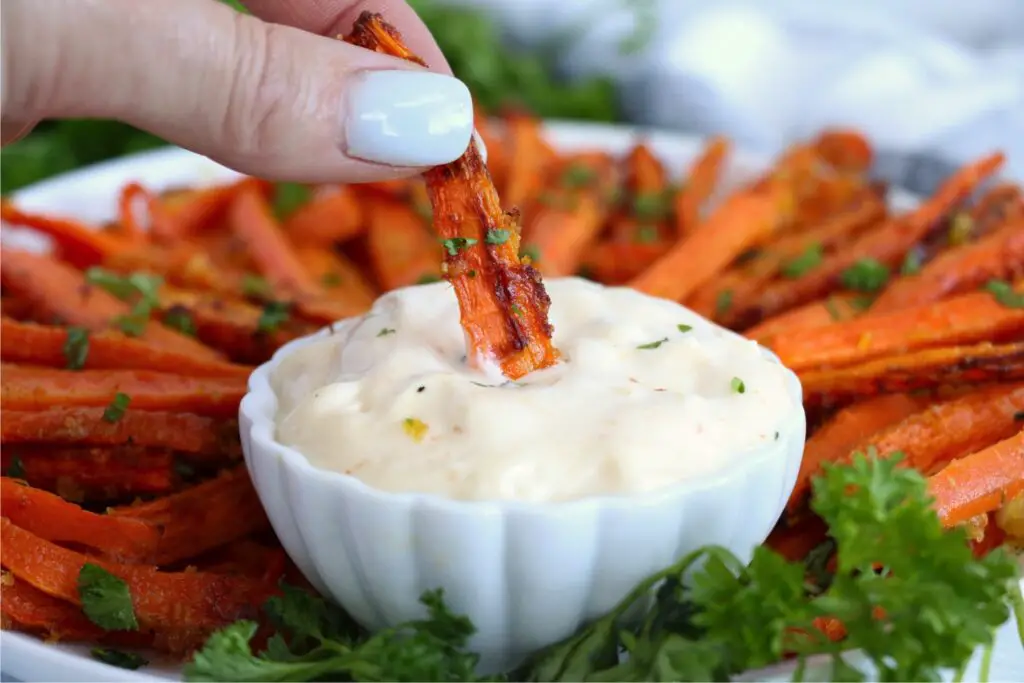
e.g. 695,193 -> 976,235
240,0 -> 452,73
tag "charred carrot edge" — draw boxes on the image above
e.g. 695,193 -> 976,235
799,341 -> 1024,402
1,201 -> 126,269
344,13 -> 558,380
929,430 -> 1024,527
1,407 -> 241,458
109,467 -> 269,566
1,478 -> 161,562
0,364 -> 247,418
0,517 -> 276,631
786,395 -> 929,512
768,285 -> 1024,372
0,318 -> 251,377
283,186 -> 365,248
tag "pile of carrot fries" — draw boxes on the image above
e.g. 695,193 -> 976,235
1,10 -> 1021,662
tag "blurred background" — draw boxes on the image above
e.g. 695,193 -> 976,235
3,0 -> 1022,194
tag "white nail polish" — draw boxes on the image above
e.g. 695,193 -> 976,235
472,130 -> 488,164
343,70 -> 474,167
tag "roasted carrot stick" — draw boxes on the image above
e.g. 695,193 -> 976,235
744,293 -> 869,344
799,341 -> 1024,401
227,184 -> 320,298
151,177 -> 270,242
1,202 -> 126,269
1,478 -> 161,562
629,183 -> 790,301
283,186 -> 364,247
116,183 -> 153,242
813,129 -> 874,173
929,430 -> 1024,527
1,447 -> 175,500
868,221 -> 1024,314
0,518 -> 275,631
0,249 -> 225,361
501,111 -> 556,215
0,318 -> 251,377
1,407 -> 241,458
768,284 -> 1024,372
364,199 -> 443,290
765,515 -> 829,562
787,394 -> 929,511
345,13 -> 558,379
526,171 -> 612,277
580,241 -> 671,285
0,365 -> 246,417
674,135 -> 729,236
294,246 -> 377,310
109,467 -> 268,566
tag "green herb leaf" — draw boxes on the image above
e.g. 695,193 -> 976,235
63,326 -> 90,370
634,224 -> 658,244
485,229 -> 511,245
162,306 -> 196,337
85,268 -> 162,304
900,248 -> 924,276
715,289 -> 733,316
417,274 -> 442,285
637,337 -> 669,350
102,392 -> 131,423
677,324 -> 693,333
377,328 -> 396,337
77,563 -> 138,631
441,237 -> 479,256
730,377 -> 746,394
984,279 -> 1024,309
321,272 -> 342,288
780,243 -> 823,279
521,244 -> 541,262
561,163 -> 596,188
91,648 -> 148,670
272,182 -> 312,220
6,456 -> 26,479
241,274 -> 272,299
632,191 -> 671,221
257,301 -> 291,334
840,257 -> 891,293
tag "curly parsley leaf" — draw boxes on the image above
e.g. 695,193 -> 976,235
77,563 -> 138,631
63,326 -> 90,370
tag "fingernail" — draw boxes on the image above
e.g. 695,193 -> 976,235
342,70 -> 474,167
473,130 -> 488,164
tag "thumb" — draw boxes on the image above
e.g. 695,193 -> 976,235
0,0 -> 474,182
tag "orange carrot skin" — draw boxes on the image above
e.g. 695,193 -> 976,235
0,318 -> 251,377
1,447 -> 176,499
675,136 -> 730,236
745,294 -> 867,344
151,177 -> 270,242
364,199 -> 443,291
283,186 -> 364,248
0,365 -> 246,417
1,478 -> 160,562
0,202 -> 125,269
928,430 -> 1024,526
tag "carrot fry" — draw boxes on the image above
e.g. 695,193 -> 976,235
1,447 -> 175,500
526,172 -> 612,277
0,517 -> 274,631
765,515 -> 829,562
787,394 -> 929,511
364,199 -> 442,291
799,342 -> 1024,402
1,478 -> 161,562
227,185 -> 320,298
674,136 -> 729,236
581,241 -> 671,285
744,294 -> 869,344
868,221 -> 1024,314
768,285 -> 1024,372
151,178 -> 269,242
501,111 -> 557,214
629,183 -> 790,301
813,129 -> 874,173
116,183 -> 153,242
929,430 -> 1024,527
109,467 -> 269,566
0,318 -> 250,377
1,202 -> 125,269
0,365 -> 246,417
345,13 -> 558,380
1,407 -> 241,458
283,186 -> 364,248
0,249 -> 225,361
294,246 -> 377,310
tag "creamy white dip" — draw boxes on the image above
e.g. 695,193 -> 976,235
271,277 -> 798,502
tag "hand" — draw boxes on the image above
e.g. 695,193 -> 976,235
0,0 -> 475,182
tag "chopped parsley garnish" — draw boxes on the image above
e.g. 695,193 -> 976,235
485,229 -> 510,245
900,248 -> 924,276
634,224 -> 658,244
102,392 -> 131,423
416,274 -> 441,285
241,274 -> 272,299
62,326 -> 90,370
824,297 -> 844,321
631,191 -> 671,221
272,182 -> 312,220
257,301 -> 291,333
440,237 -> 478,256
730,376 -> 746,393
637,337 -> 669,350
840,257 -> 891,293
6,456 -> 25,479
377,328 -> 396,337
319,271 -> 342,287
86,268 -> 163,337
521,244 -> 541,262
91,648 -> 148,670
677,324 -> 693,333
77,563 -> 138,631
510,304 -> 524,317
715,289 -> 733,316
984,279 -> 1024,309
780,243 -> 823,279
561,163 -> 596,188
163,306 -> 196,337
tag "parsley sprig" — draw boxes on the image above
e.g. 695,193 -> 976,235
184,454 -> 1021,682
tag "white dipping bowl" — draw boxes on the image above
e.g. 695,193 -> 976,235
240,321 -> 805,672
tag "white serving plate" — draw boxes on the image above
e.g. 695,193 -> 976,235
1,120 -> 1020,682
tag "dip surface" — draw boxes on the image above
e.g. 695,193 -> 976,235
271,277 -> 798,502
